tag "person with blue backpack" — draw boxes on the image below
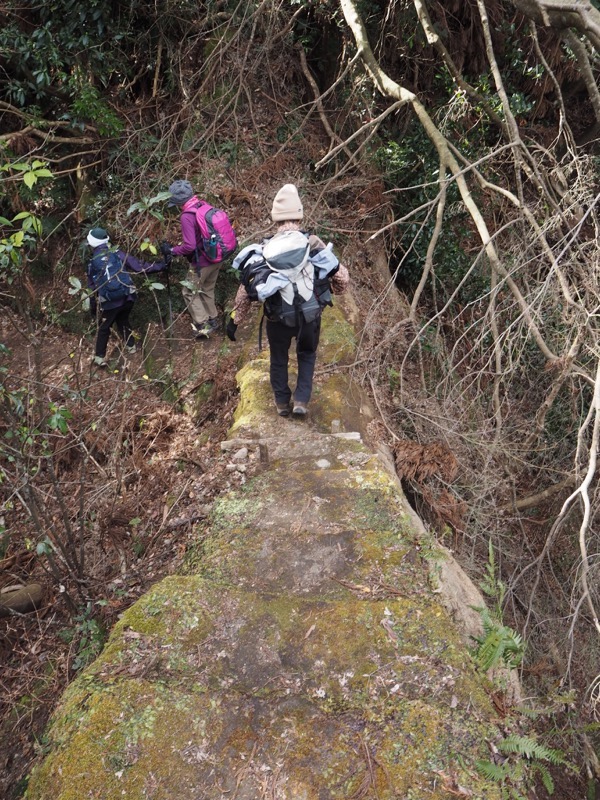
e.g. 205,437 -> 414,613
226,184 -> 349,417
161,179 -> 237,340
86,227 -> 169,368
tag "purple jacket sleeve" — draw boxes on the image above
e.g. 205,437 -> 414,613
118,250 -> 167,274
172,212 -> 211,268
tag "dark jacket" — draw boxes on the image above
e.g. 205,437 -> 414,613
87,244 -> 167,311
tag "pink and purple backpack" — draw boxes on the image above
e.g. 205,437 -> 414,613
192,200 -> 237,263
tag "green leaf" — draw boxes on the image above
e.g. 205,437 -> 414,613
140,239 -> 158,255
34,168 -> 53,178
148,191 -> 172,205
23,172 -> 36,189
150,282 -> 165,290
36,539 -> 53,555
12,211 -> 31,221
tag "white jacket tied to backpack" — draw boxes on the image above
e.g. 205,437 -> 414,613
233,230 -> 340,321
259,231 -> 314,304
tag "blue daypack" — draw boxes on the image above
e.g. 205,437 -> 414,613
88,250 -> 135,306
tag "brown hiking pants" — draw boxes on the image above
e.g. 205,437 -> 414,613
181,263 -> 221,325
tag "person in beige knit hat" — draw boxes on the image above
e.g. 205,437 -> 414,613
227,184 -> 349,417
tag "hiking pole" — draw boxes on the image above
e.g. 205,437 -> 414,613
160,242 -> 174,334
165,263 -> 173,332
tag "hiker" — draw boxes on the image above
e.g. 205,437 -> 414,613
226,184 -> 349,417
161,179 -> 237,340
86,227 -> 169,367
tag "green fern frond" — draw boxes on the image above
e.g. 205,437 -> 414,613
514,706 -> 543,719
480,607 -> 495,635
508,789 -> 529,800
475,759 -> 512,782
501,630 -> 524,667
472,610 -> 524,670
531,761 -> 555,795
480,540 -> 506,612
474,630 -> 505,671
498,734 -> 566,766
478,734 -> 570,798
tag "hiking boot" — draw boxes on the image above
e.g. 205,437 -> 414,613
208,316 -> 221,332
292,401 -> 308,416
276,402 -> 291,417
92,356 -> 108,368
126,344 -> 137,354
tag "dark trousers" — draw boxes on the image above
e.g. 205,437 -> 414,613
95,302 -> 135,358
266,318 -> 321,405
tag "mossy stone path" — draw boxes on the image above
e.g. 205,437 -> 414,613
26,298 -> 502,799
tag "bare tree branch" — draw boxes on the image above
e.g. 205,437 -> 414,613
413,0 -> 505,132
512,0 -> 600,51
339,0 -> 559,362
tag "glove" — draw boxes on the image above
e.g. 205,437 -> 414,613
160,241 -> 173,260
226,312 -> 238,342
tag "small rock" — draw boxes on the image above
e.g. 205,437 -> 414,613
316,459 -> 331,469
231,447 -> 248,462
331,419 -> 341,434
333,432 -> 361,441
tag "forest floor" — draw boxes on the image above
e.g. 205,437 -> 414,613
0,307 -> 243,798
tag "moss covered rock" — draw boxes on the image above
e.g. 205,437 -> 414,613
26,294 -> 503,800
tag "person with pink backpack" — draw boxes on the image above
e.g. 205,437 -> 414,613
162,179 -> 237,339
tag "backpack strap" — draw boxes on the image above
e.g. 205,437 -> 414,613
258,309 -> 266,352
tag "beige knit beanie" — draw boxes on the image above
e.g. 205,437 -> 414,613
271,184 -> 304,221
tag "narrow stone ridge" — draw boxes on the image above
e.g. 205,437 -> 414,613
26,299 -> 503,799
